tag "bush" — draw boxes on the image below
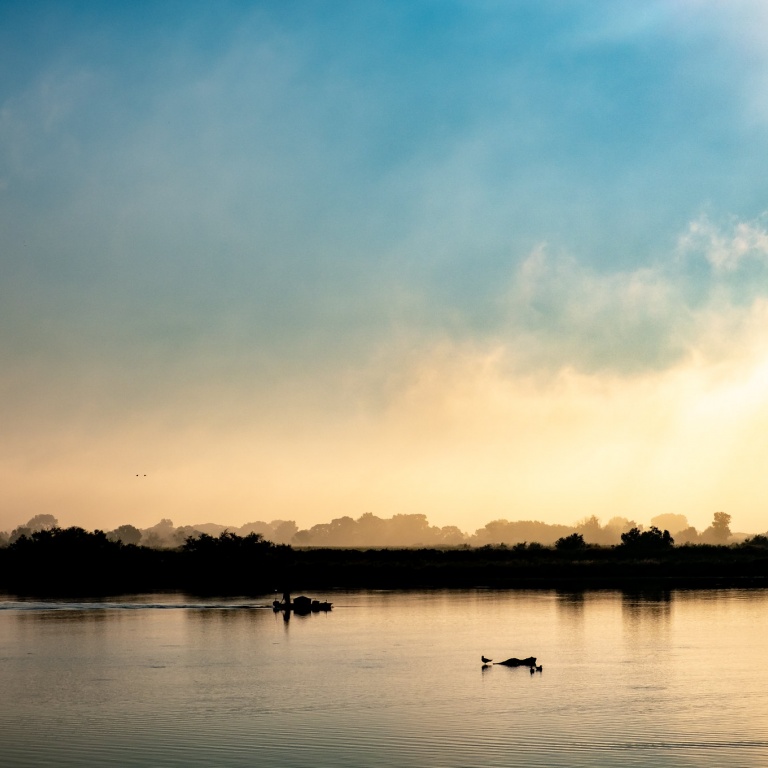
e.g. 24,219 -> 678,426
555,533 -> 587,551
620,526 -> 674,551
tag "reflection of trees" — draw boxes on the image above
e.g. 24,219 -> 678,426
621,590 -> 673,632
554,590 -> 586,624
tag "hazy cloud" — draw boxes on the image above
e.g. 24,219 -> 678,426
679,213 -> 768,272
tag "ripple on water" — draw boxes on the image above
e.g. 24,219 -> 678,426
2,589 -> 768,767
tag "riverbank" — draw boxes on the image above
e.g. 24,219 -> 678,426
1,528 -> 767,595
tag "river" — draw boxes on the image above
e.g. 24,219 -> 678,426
1,588 -> 766,767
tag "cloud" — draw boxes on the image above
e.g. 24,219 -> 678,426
501,245 -> 687,373
678,213 -> 768,272
4,215 -> 768,535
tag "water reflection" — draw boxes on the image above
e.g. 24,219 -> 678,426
621,590 -> 673,631
555,589 -> 586,615
15,608 -> 118,623
621,589 -> 673,613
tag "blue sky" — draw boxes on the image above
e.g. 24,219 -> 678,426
3,1 -> 768,533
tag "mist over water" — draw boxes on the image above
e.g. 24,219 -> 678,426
2,589 -> 767,767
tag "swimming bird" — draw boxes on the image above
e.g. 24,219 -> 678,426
530,666 -> 535,674
481,656 -> 493,664
536,665 -> 543,672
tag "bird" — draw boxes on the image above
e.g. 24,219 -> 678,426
536,665 -> 543,672
530,666 -> 535,674
481,656 -> 493,664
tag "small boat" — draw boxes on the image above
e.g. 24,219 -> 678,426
273,595 -> 332,613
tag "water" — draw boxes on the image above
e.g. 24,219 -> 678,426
1,589 -> 767,767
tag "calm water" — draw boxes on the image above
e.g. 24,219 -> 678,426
1,588 -> 767,767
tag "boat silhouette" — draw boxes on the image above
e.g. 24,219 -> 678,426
273,594 -> 332,613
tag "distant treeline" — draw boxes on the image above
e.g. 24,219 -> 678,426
1,524 -> 768,595
0,511 -> 755,551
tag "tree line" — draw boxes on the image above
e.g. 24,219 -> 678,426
0,514 -> 767,595
0,510 -> 750,550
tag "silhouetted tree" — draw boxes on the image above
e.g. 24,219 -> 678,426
25,514 -> 59,531
674,526 -> 700,544
6,526 -> 124,590
389,514 -> 432,546
620,526 -> 674,551
602,517 -> 638,545
555,533 -> 587,551
355,513 -> 387,545
235,519 -> 298,543
237,520 -> 270,536
576,516 -> 604,544
107,524 -> 143,545
4,520 -> 768,594
179,530 -> 290,590
7,513 -> 59,543
435,525 -> 467,545
271,520 -> 298,544
291,512 -> 464,547
472,519 -> 572,546
650,513 -> 689,535
605,516 -> 636,531
9,526 -> 31,544
141,519 -> 186,548
700,511 -> 731,544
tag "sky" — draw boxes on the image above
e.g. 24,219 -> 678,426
2,0 -> 768,535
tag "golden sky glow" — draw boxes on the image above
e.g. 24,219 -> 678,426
3,290 -> 768,534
